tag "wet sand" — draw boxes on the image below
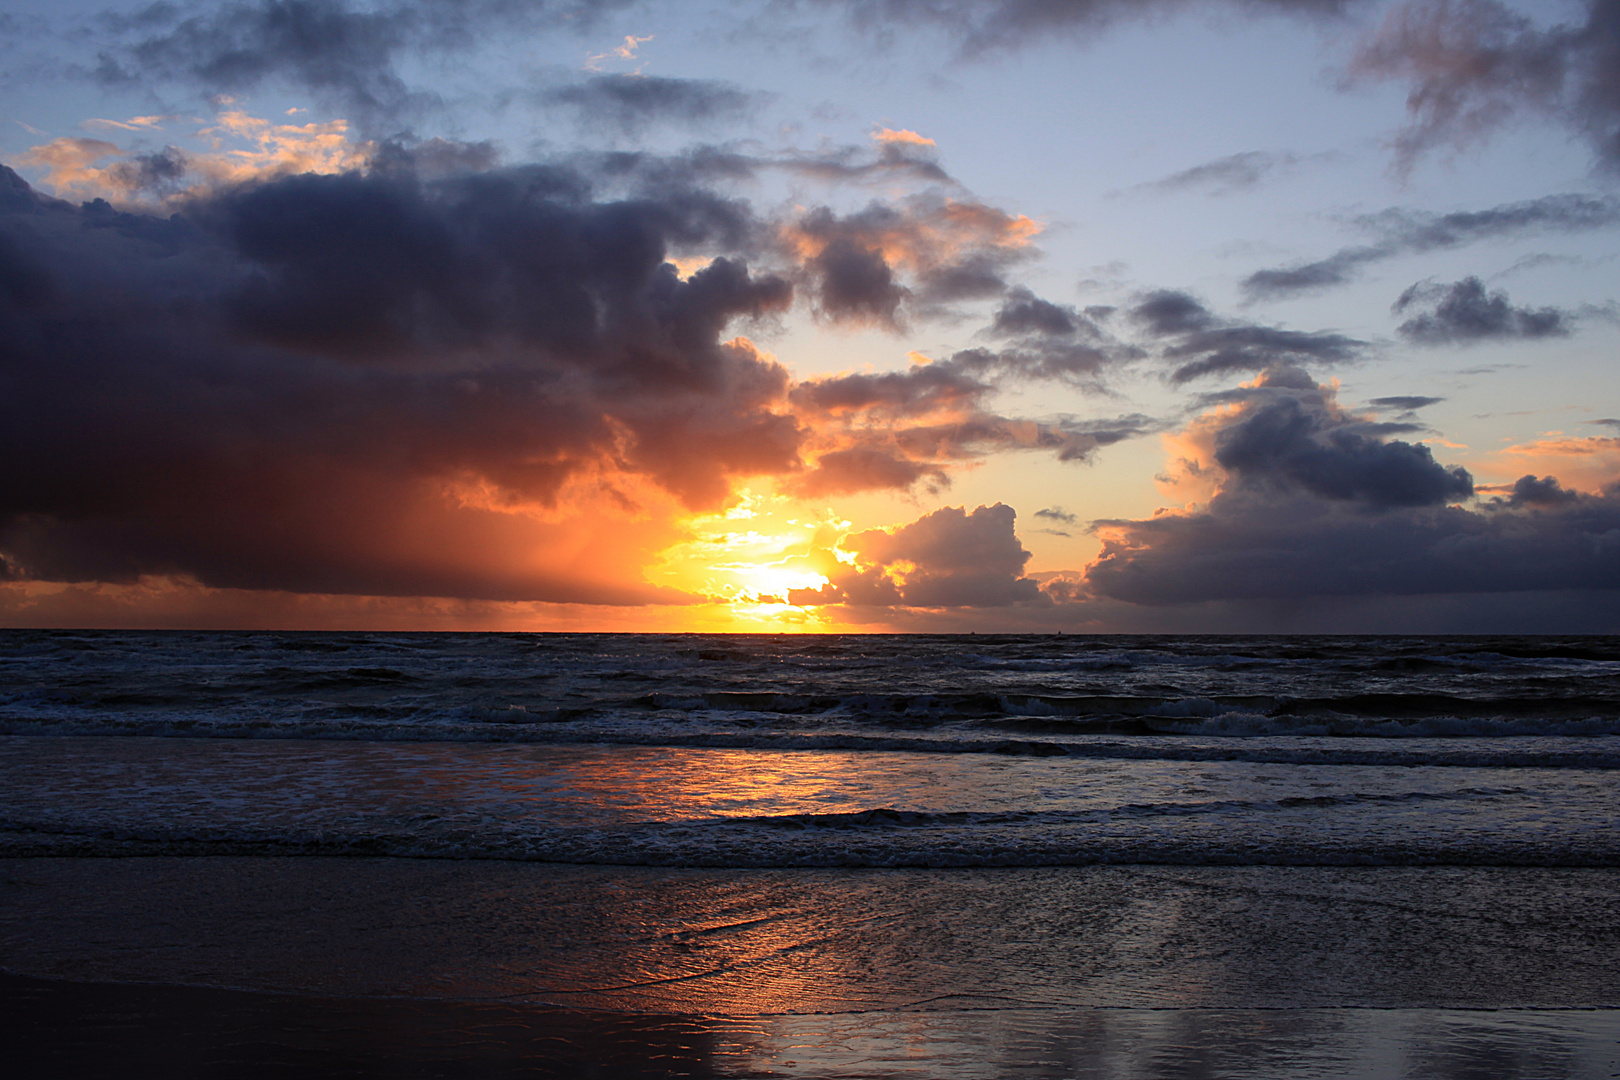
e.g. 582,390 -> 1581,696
4,857 -> 1620,1077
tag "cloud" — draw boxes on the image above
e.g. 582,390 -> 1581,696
990,286 -> 1084,336
1087,483 -> 1620,604
1034,506 -> 1077,524
1392,276 -> 1572,344
1083,370 -> 1620,605
0,159 -> 809,603
1368,394 -> 1444,411
1127,290 -> 1366,383
83,115 -> 171,133
0,135 -> 1161,602
789,504 -> 1045,608
814,0 -> 1362,56
93,0 -> 638,133
785,357 -> 1152,497
561,135 -> 959,198
1498,473 -> 1582,507
585,32 -> 653,71
13,137 -> 126,198
1346,0 -> 1620,173
775,136 -> 956,188
789,361 -> 989,417
872,127 -> 934,146
1129,150 -> 1298,195
781,197 -> 1040,327
1242,192 -> 1620,299
1183,368 -> 1473,509
1490,433 -> 1620,496
545,75 -> 761,132
16,111 -> 374,203
935,287 -> 1136,388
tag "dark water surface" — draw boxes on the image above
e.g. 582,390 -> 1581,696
3,632 -> 1618,1076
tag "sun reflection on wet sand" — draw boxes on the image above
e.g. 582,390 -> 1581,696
5,859 -> 1620,1077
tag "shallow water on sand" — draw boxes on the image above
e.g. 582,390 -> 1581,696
4,858 -> 1619,1077
8,969 -> 1618,1080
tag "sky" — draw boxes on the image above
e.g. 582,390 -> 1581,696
0,0 -> 1617,633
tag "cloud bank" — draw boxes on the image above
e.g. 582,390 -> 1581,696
1082,368 -> 1620,605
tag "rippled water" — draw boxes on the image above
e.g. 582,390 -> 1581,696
2,630 -> 1617,867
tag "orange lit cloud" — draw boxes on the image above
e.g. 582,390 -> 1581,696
1482,435 -> 1620,495
872,127 -> 935,146
586,33 -> 653,71
16,106 -> 370,205
14,137 -> 128,199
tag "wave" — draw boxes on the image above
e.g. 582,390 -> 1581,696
6,800 -> 1614,869
4,716 -> 1619,768
9,687 -> 1617,732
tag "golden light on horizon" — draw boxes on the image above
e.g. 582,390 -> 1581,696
647,487 -> 854,629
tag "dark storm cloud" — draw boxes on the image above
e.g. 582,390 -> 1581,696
1127,290 -> 1366,383
1348,0 -> 1620,172
368,136 -> 501,178
1130,150 -> 1297,195
0,159 -> 804,602
1086,484 -> 1620,603
1500,474 -> 1582,507
544,75 -> 760,132
1210,373 -> 1473,508
791,503 -> 1044,608
1242,193 -> 1620,299
94,0 -> 637,131
1392,276 -> 1572,344
569,146 -> 769,194
1083,370 -> 1619,605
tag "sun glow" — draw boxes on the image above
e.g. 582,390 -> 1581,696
649,488 -> 855,629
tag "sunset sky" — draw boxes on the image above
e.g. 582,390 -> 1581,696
2,0 -> 1617,632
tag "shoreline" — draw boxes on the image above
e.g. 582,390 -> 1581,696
7,968 -> 1619,1079
5,856 -> 1618,1007
7,856 -> 1620,1075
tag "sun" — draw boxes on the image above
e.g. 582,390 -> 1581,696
648,488 -> 852,626
716,560 -> 830,604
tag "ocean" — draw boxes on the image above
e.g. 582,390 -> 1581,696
3,630 -> 1619,1077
